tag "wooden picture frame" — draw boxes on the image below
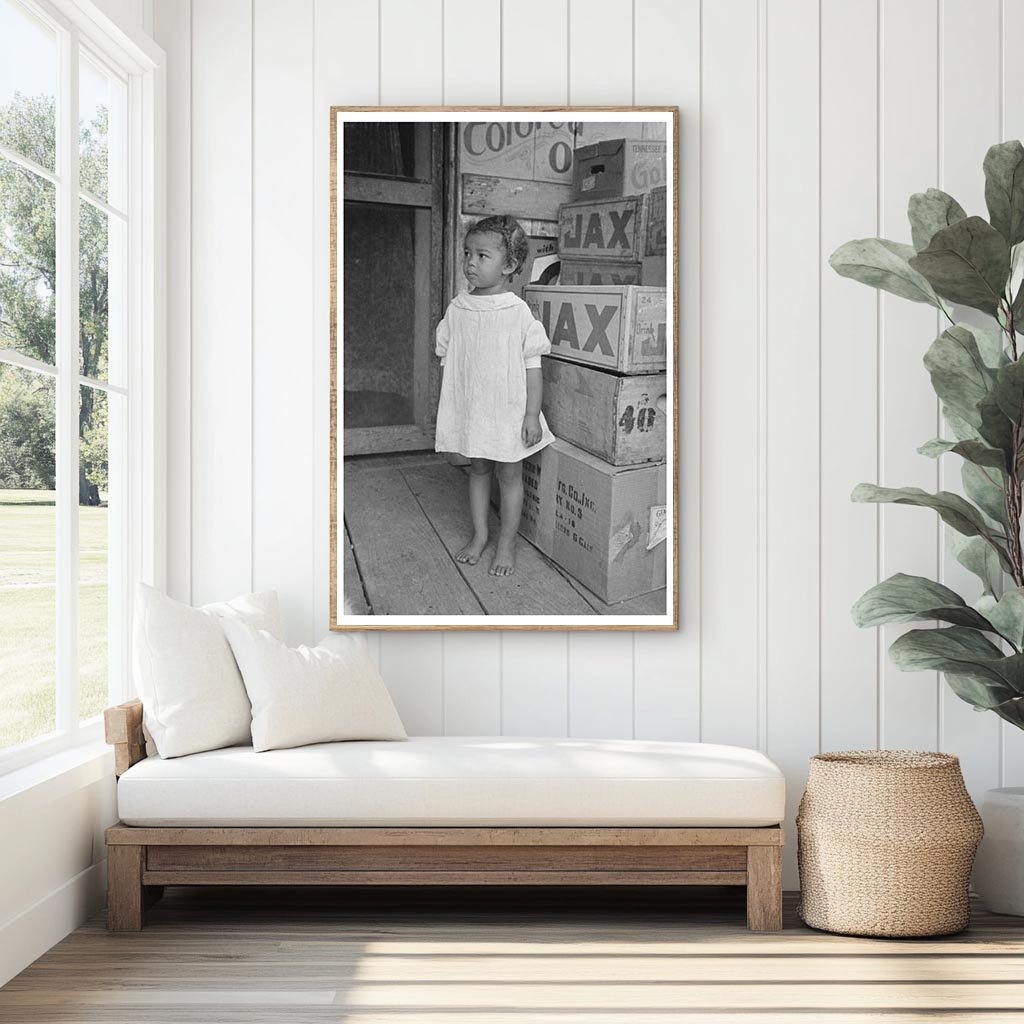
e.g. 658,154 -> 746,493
331,107 -> 679,631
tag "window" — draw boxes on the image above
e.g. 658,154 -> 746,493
0,0 -> 161,773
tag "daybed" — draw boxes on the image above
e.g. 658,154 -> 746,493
104,699 -> 786,932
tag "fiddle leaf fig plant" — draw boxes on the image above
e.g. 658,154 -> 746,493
831,140 -> 1024,731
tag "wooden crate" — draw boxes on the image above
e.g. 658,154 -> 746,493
574,121 -> 668,147
558,195 -> 649,261
524,284 -> 667,374
542,357 -> 667,465
558,193 -> 667,262
645,185 -> 667,256
558,256 -> 666,287
558,257 -> 642,286
572,138 -> 668,200
519,438 -> 668,604
641,255 -> 667,286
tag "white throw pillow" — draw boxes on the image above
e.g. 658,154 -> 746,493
133,583 -> 283,758
222,620 -> 407,752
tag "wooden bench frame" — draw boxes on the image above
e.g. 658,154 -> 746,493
104,700 -> 784,932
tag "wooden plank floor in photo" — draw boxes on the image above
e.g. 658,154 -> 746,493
343,453 -> 667,617
4,887 -> 1024,1021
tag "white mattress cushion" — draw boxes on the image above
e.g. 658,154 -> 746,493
117,736 -> 786,827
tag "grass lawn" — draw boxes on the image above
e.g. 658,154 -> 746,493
0,489 -> 109,751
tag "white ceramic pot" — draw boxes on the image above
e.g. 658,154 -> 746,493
973,787 -> 1024,916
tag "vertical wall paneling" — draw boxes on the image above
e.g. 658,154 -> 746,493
877,0 -> 941,751
1001,0 -> 1024,785
312,0 -> 379,659
567,0 -> 633,104
498,0 -> 571,730
189,0 -> 253,605
440,0 -> 503,732
165,0 -> 1023,892
376,0 -> 446,723
564,0 -> 636,738
443,0 -> 500,105
631,0 -> 700,742
443,639 -> 502,734
253,0 -> 315,646
937,0 -> 1002,795
764,0 -> 821,882
501,632 -> 569,735
567,633 -> 635,738
500,0 -> 568,104
698,0 -> 761,749
153,0 -> 190,604
380,0 -> 443,105
819,0 -> 879,753
380,633 -> 446,735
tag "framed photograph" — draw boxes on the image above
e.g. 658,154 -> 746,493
330,107 -> 678,631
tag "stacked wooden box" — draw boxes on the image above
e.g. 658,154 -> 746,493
517,139 -> 670,605
557,135 -> 667,288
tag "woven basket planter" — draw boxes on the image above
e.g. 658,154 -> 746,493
796,751 -> 983,938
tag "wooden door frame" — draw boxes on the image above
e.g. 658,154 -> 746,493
340,122 -> 446,456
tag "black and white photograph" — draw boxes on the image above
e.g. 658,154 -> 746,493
331,109 -> 678,629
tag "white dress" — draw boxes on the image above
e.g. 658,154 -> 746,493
434,289 -> 556,463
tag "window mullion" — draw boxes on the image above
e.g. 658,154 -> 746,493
55,23 -> 81,735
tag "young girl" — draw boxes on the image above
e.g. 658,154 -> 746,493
434,214 -> 556,577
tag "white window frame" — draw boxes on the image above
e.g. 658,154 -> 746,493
0,0 -> 164,776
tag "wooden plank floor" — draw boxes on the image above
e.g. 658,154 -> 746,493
3,887 -> 1024,1021
343,453 -> 667,617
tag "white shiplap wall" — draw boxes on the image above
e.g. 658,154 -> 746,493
154,0 -> 1024,885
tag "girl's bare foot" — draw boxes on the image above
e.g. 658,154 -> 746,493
490,538 -> 516,576
456,531 -> 488,565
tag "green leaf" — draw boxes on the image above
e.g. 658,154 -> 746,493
993,357 -> 1024,423
851,483 -> 1003,540
851,483 -> 1008,549
1009,240 -> 1024,299
962,461 -> 1009,527
829,238 -> 944,307
950,532 -> 1004,597
889,627 -> 1024,706
923,325 -> 997,428
1008,241 -> 1024,324
909,216 -> 1011,315
944,671 -> 1024,715
984,140 -> 1024,246
852,573 -> 994,630
977,391 -> 1016,458
1011,277 -> 1024,325
918,437 -> 1007,470
908,188 -> 968,251
982,686 -> 1024,728
942,406 -> 983,442
977,589 -> 1024,649
967,321 -> 1011,368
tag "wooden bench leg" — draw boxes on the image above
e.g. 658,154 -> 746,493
746,845 -> 783,931
107,845 -> 145,931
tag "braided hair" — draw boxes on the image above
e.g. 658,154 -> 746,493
465,214 -> 530,277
